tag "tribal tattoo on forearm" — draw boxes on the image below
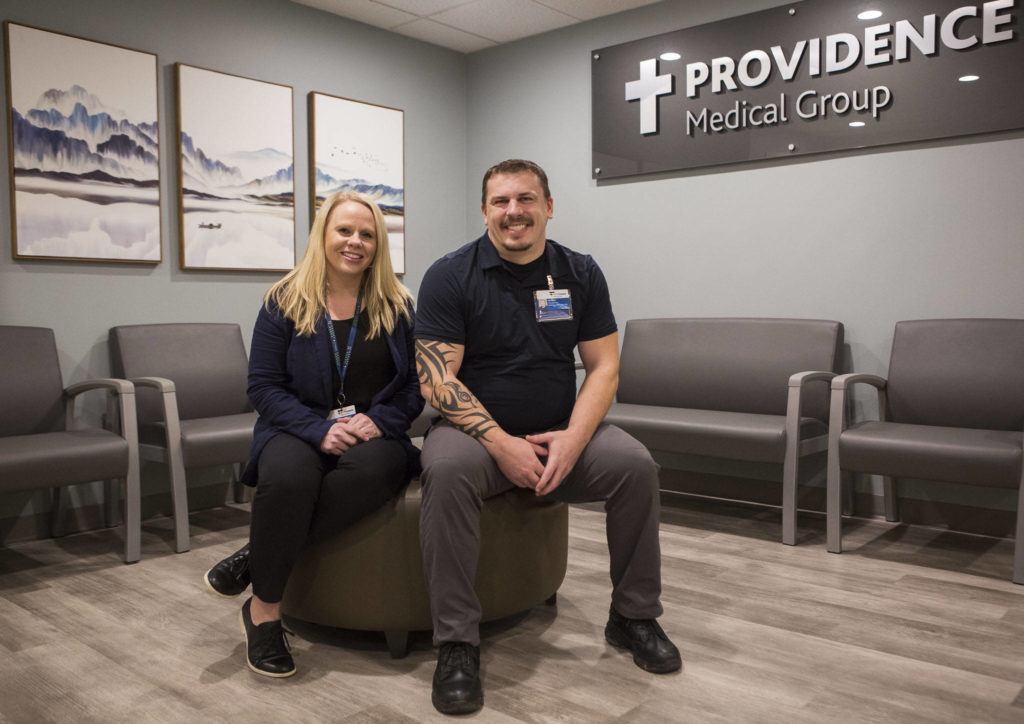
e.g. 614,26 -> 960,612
416,340 -> 499,441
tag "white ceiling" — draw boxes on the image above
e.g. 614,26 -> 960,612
290,0 -> 664,53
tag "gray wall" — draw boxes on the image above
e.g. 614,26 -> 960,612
0,0 -> 467,531
465,0 -> 1024,512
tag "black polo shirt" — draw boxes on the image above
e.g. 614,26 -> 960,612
416,233 -> 617,435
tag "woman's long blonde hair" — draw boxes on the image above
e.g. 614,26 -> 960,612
265,190 -> 412,338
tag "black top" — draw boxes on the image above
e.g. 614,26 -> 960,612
415,233 -> 617,435
329,313 -> 395,414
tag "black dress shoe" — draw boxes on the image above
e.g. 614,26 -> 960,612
432,642 -> 483,715
605,606 -> 682,674
239,597 -> 295,678
205,543 -> 251,598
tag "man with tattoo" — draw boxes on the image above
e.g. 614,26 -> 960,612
415,159 -> 680,715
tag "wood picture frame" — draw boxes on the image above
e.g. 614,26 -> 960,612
309,91 -> 405,274
176,64 -> 294,271
4,22 -> 161,263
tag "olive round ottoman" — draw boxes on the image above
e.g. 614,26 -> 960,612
280,479 -> 569,657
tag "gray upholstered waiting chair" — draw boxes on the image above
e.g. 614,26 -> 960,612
0,326 -> 141,562
827,319 -> 1024,584
604,318 -> 844,545
109,323 -> 256,554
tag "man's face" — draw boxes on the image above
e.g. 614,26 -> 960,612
481,171 -> 553,263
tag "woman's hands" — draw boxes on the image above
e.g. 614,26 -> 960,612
318,413 -> 382,455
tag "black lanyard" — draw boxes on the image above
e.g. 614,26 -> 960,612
325,290 -> 363,407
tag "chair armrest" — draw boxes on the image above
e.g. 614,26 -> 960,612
65,377 -> 134,397
63,378 -> 139,449
65,377 -> 135,430
830,373 -> 887,392
127,376 -> 183,447
782,370 -> 831,450
128,376 -> 176,393
828,373 -> 889,435
128,377 -> 177,426
788,370 -> 837,388
785,370 -> 836,433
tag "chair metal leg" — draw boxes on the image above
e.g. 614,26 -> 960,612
841,476 -> 855,516
160,395 -> 190,554
826,391 -> 845,554
232,463 -> 247,504
385,630 -> 410,659
1013,474 -> 1024,585
51,487 -> 68,538
781,438 -> 799,547
826,469 -> 844,554
104,479 -> 120,528
883,475 -> 899,522
168,453 -> 190,553
123,475 -> 141,564
781,375 -> 827,547
119,389 -> 142,563
132,381 -> 190,553
103,394 -> 121,529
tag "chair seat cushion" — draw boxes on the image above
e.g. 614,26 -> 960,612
141,412 -> 256,468
0,429 -> 128,493
839,421 -> 1023,487
604,402 -> 826,462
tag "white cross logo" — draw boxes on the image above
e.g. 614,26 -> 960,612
625,58 -> 674,135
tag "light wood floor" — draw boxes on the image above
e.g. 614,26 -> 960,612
1,495 -> 1022,723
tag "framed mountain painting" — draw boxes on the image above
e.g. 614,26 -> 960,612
176,64 -> 294,271
310,92 -> 404,274
4,22 -> 161,263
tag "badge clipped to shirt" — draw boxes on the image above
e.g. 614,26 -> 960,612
535,274 -> 573,322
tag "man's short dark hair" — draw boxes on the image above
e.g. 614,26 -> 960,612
481,159 -> 551,204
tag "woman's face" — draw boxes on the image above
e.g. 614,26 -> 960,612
323,200 -> 377,283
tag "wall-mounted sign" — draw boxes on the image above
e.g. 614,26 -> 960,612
591,0 -> 1023,179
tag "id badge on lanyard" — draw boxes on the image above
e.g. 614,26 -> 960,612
535,274 -> 573,322
328,404 -> 356,421
326,292 -> 362,421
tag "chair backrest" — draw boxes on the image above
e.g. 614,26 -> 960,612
886,319 -> 1024,431
109,323 -> 250,423
0,325 -> 65,437
617,318 -> 844,422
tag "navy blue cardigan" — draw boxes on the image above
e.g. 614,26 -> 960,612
242,300 -> 424,485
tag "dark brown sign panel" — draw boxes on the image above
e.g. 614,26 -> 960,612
592,0 -> 1024,179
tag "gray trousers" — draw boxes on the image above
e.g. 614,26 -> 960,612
419,421 -> 664,645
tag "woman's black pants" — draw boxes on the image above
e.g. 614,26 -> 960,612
249,432 -> 407,603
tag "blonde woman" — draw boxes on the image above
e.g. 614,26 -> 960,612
205,191 -> 423,677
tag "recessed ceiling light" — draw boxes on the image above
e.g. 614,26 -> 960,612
660,52 -> 681,61
849,121 -> 866,127
959,74 -> 980,82
858,10 -> 883,20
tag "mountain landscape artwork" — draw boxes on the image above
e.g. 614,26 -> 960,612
310,92 -> 404,274
5,23 -> 160,262
177,64 -> 294,271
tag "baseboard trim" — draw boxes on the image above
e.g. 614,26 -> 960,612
0,482 -> 243,546
657,469 -> 1017,540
